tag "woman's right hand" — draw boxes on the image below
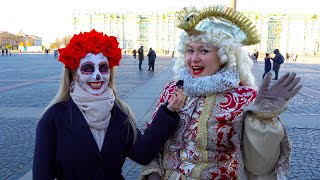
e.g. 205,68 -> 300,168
167,86 -> 185,112
147,172 -> 162,180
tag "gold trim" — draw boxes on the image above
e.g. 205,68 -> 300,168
196,95 -> 216,167
193,95 -> 215,179
176,5 -> 261,45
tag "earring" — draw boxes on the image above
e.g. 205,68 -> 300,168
70,79 -> 76,93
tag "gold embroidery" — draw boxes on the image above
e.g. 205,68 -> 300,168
193,163 -> 208,180
194,95 -> 216,177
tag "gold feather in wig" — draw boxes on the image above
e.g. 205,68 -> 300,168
176,5 -> 261,45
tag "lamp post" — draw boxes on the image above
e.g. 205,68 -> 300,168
230,0 -> 237,9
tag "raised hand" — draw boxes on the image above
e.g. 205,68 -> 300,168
255,72 -> 303,105
167,86 -> 185,112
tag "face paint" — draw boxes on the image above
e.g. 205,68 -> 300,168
76,53 -> 110,95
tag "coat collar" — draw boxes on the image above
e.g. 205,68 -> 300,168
67,98 -> 127,160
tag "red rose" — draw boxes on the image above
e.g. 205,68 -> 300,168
58,29 -> 122,70
58,49 -> 79,70
68,35 -> 87,58
85,29 -> 106,54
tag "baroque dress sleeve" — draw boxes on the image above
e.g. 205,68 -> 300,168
243,97 -> 291,179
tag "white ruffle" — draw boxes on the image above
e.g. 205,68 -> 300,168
177,67 -> 240,97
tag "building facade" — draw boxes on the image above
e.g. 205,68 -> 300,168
0,32 -> 19,49
0,31 -> 43,50
73,12 -> 180,54
73,11 -> 320,56
245,12 -> 320,56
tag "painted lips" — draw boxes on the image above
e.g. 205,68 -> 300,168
192,66 -> 204,75
88,82 -> 103,89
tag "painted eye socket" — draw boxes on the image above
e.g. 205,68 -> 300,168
99,64 -> 109,73
81,64 -> 94,73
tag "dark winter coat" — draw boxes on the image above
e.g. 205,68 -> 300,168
33,98 -> 179,180
264,57 -> 272,72
271,49 -> 282,71
147,50 -> 156,64
138,48 -> 144,60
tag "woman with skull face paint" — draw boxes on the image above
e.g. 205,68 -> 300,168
141,6 -> 303,180
33,29 -> 185,180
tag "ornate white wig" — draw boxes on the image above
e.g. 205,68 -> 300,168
173,6 -> 260,88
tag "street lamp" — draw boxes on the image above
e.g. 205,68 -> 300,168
230,0 -> 237,9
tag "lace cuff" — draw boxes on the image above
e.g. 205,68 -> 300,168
140,156 -> 164,180
246,98 -> 288,118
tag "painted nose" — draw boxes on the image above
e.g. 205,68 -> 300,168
96,74 -> 101,80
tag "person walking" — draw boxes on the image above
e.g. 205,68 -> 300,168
147,48 -> 156,71
141,5 -> 302,180
262,53 -> 272,79
138,46 -> 144,70
32,29 -> 185,180
271,49 -> 284,80
132,49 -> 137,59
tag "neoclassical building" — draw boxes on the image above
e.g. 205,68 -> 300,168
73,11 -> 181,54
73,10 -> 320,56
245,12 -> 319,56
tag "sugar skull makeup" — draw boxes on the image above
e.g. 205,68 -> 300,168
76,53 -> 110,95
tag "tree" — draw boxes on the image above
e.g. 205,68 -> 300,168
51,35 -> 72,49
61,35 -> 72,46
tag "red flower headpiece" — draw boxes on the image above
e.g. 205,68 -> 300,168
58,29 -> 122,70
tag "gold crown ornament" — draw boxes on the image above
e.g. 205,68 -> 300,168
176,5 -> 261,46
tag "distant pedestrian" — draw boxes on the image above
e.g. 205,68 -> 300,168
54,50 -> 58,58
262,53 -> 272,79
8,49 -> 11,56
147,48 -> 156,71
132,49 -> 137,59
138,46 -> 144,70
271,49 -> 284,80
2,49 -> 4,56
292,53 -> 298,62
252,50 -> 259,62
171,51 -> 174,58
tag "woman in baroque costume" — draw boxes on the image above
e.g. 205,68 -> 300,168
141,5 -> 302,180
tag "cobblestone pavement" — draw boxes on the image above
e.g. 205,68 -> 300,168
0,54 -> 319,179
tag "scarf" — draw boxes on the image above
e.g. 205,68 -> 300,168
70,82 -> 115,151
177,67 -> 240,97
